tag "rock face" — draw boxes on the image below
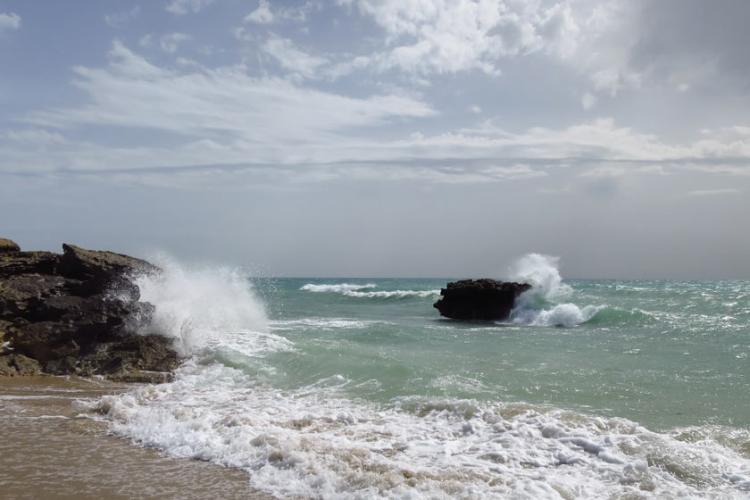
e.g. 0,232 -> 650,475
433,279 -> 531,320
0,238 -> 20,254
0,239 -> 178,381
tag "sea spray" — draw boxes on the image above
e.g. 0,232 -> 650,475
133,255 -> 273,356
509,253 -> 603,327
509,253 -> 572,301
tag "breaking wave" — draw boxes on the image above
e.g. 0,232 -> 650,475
88,363 -> 750,499
300,283 -> 377,293
270,318 -> 387,330
342,289 -> 440,299
133,256 -> 285,357
509,253 -> 603,327
301,282 -> 439,299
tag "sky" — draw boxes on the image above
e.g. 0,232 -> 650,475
1,0 -> 749,279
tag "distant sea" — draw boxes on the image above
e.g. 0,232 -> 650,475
83,255 -> 750,498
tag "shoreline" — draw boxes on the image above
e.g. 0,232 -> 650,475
0,376 -> 272,500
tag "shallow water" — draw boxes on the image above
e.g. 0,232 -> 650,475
77,256 -> 750,499
0,377 -> 267,500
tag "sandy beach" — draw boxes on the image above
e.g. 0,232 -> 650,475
0,376 -> 270,500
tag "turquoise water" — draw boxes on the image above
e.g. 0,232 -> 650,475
94,263 -> 750,498
252,278 -> 750,431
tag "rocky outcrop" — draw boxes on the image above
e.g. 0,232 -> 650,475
433,279 -> 531,320
0,238 -> 20,254
0,239 -> 178,381
0,353 -> 41,376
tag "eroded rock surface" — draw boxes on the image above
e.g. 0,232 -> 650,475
433,279 -> 531,321
0,239 -> 177,380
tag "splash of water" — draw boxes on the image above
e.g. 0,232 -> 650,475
508,253 -> 572,301
133,255 -> 270,356
508,253 -> 603,327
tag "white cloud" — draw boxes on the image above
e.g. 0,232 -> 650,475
261,35 -> 328,79
0,12 -> 21,32
2,128 -> 67,145
581,92 -> 597,110
16,42 -> 434,172
104,6 -> 140,28
558,0 -> 750,98
327,162 -> 547,184
246,0 -> 274,24
580,165 -> 665,178
339,0 -> 750,103
166,0 -> 214,15
685,188 -> 741,197
245,0 -> 319,25
160,33 -> 191,54
343,0 -> 580,75
469,105 -> 482,114
7,42 -> 750,186
397,118 -> 687,162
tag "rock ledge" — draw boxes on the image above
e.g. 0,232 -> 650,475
0,238 -> 178,380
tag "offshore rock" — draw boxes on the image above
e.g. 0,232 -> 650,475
0,239 -> 178,381
433,279 -> 531,320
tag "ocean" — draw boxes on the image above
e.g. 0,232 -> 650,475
85,255 -> 750,498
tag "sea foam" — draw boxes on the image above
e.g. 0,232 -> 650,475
301,282 -> 439,299
300,283 -> 377,293
91,362 -> 750,499
509,253 -> 603,327
342,289 -> 440,299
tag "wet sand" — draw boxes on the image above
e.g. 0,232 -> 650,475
0,377 -> 272,500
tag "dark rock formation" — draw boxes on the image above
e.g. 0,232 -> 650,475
0,239 -> 178,381
0,238 -> 20,254
433,279 -> 531,320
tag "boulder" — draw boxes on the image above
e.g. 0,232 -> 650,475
0,353 -> 41,376
59,243 -> 158,296
0,238 -> 20,254
433,279 -> 531,320
0,238 -> 178,381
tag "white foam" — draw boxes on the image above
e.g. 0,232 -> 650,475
508,253 -> 602,327
513,303 -> 605,327
133,256 -> 275,356
271,318 -> 384,330
89,363 -> 750,499
300,283 -> 438,299
342,289 -> 440,299
509,253 -> 572,301
301,283 -> 377,293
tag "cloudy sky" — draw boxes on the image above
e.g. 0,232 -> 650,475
1,0 -> 749,278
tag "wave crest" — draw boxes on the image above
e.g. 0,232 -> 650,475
300,283 -> 376,293
134,255 -> 271,356
343,289 -> 440,299
301,282 -> 438,299
508,253 -> 601,327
